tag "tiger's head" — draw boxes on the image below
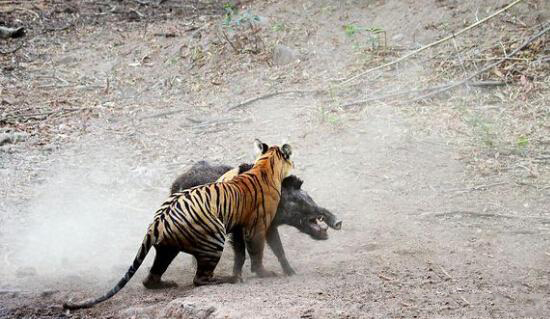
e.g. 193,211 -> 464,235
217,139 -> 293,183
253,139 -> 293,182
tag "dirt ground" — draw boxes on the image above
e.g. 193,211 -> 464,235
1,0 -> 549,318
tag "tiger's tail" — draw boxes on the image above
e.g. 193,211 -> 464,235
63,224 -> 157,310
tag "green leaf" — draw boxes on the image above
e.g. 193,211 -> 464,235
343,24 -> 358,36
516,136 -> 529,148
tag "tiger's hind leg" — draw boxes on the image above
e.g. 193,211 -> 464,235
143,246 -> 179,289
230,227 -> 246,283
193,252 -> 240,286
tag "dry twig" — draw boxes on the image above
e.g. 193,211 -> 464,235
221,29 -> 239,53
413,23 -> 550,101
438,265 -> 453,280
225,90 -> 320,111
377,273 -> 395,281
460,296 -> 471,306
139,109 -> 188,120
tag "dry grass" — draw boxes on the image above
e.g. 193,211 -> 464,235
332,12 -> 550,186
403,23 -> 549,185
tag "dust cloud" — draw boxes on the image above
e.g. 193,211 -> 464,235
1,139 -> 175,287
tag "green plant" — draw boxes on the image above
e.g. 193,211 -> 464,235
516,136 -> 529,148
223,3 -> 236,25
515,135 -> 529,156
223,6 -> 260,28
343,24 -> 384,36
343,24 -> 359,36
343,24 -> 386,50
272,22 -> 286,32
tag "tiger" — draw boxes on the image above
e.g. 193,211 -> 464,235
63,139 -> 293,310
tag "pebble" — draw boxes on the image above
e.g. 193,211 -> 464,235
161,299 -> 217,319
392,33 -> 404,42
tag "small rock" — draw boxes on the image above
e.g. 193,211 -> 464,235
392,33 -> 404,42
119,305 -> 159,319
272,44 -> 298,66
161,299 -> 217,319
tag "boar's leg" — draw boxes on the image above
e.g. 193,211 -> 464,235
246,234 -> 277,278
266,226 -> 296,276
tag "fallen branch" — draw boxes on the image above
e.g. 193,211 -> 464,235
139,109 -> 186,120
468,80 -> 507,87
338,0 -> 526,85
412,23 -> 550,101
182,117 -> 251,129
225,90 -> 320,112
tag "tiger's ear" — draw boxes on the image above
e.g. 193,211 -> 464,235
254,139 -> 268,156
281,144 -> 292,159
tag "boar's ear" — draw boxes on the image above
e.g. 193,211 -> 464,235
295,176 -> 303,188
281,144 -> 292,160
282,175 -> 303,189
254,139 -> 268,157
